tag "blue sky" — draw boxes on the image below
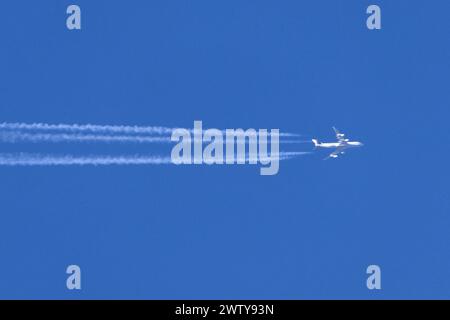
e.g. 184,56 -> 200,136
0,0 -> 449,299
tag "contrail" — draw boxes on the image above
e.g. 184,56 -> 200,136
0,122 -> 174,135
0,132 -> 172,143
0,122 -> 299,137
276,151 -> 311,158
0,131 -> 308,144
277,140 -> 313,144
0,152 -> 309,166
0,154 -> 172,166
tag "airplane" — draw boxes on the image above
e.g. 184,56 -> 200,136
312,127 -> 363,160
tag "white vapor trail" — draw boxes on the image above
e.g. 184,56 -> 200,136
0,122 -> 299,137
0,154 -> 172,166
0,122 -> 174,135
0,132 -> 171,143
0,132 -> 307,144
0,152 -> 309,166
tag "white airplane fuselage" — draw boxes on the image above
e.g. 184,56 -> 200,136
313,141 -> 363,149
312,128 -> 363,159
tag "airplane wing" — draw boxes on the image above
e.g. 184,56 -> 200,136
333,127 -> 346,142
323,146 -> 347,160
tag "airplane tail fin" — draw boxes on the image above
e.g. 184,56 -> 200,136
312,139 -> 319,149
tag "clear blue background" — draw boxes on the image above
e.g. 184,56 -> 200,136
0,0 -> 449,299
